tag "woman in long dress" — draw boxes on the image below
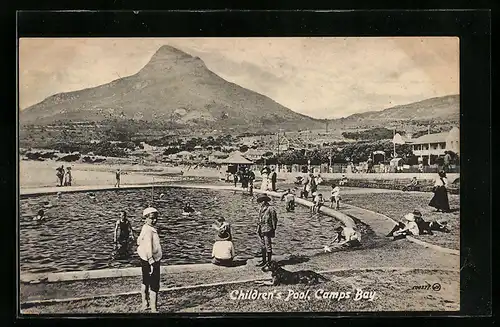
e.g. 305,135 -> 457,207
429,170 -> 450,212
260,166 -> 270,191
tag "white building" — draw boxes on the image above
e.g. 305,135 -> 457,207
393,127 -> 459,164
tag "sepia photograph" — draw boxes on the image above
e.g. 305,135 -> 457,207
18,37 -> 461,314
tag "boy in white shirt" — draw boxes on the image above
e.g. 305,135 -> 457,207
211,240 -> 236,266
330,184 -> 341,209
137,207 -> 162,312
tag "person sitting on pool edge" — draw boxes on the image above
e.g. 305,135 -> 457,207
324,226 -> 362,252
386,213 -> 420,240
211,229 -> 236,266
280,188 -> 296,212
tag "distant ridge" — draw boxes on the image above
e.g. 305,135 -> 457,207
20,45 -> 323,132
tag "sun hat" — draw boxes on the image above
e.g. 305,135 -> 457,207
404,213 -> 415,222
412,210 -> 422,218
256,194 -> 272,203
143,207 -> 158,217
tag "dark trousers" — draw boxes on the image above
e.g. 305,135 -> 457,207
271,181 -> 276,191
259,233 -> 273,253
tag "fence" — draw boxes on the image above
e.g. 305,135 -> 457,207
252,163 -> 459,175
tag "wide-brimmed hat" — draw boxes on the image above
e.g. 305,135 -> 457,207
404,213 -> 415,222
256,194 -> 272,203
217,230 -> 231,240
412,210 -> 422,218
143,207 -> 158,217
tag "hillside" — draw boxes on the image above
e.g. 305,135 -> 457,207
332,95 -> 460,129
20,45 -> 323,132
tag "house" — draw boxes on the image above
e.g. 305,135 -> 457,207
244,149 -> 268,161
393,127 -> 459,164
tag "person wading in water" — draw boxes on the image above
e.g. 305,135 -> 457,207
256,194 -> 278,267
113,211 -> 135,257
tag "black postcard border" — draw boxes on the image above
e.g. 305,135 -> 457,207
7,8 -> 492,323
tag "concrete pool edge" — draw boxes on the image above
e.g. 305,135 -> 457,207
20,266 -> 459,307
19,183 -> 456,283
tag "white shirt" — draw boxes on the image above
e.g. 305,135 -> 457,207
405,221 -> 420,235
434,177 -> 448,187
342,227 -> 361,242
331,187 -> 340,197
212,241 -> 235,260
137,224 -> 162,264
314,195 -> 324,204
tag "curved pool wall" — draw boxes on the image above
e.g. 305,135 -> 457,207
19,184 -> 355,282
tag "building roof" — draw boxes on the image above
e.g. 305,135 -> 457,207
220,152 -> 254,165
408,132 -> 449,145
175,151 -> 192,156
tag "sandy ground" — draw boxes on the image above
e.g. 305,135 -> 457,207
20,160 -> 191,188
21,269 -> 459,313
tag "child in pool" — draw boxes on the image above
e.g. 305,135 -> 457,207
33,209 -> 45,221
183,202 -> 195,214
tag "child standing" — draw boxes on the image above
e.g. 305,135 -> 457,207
312,192 -> 324,213
330,184 -> 341,209
137,207 -> 162,312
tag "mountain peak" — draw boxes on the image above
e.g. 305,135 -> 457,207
139,45 -> 203,74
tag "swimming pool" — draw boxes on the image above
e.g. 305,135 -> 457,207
19,187 -> 346,274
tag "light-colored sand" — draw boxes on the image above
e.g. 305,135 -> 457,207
19,160 -> 181,188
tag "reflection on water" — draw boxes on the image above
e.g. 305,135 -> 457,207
19,188 -> 344,274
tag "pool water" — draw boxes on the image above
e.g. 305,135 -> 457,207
19,187 -> 346,274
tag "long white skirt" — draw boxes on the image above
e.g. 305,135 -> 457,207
261,174 -> 268,191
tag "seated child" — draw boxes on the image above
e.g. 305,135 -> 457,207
212,217 -> 232,241
211,239 -> 235,266
386,213 -> 420,240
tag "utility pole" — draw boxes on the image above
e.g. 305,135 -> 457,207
393,128 -> 396,158
325,119 -> 328,133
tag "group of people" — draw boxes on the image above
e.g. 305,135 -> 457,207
260,166 -> 278,192
231,167 -> 256,193
210,194 -> 278,268
386,209 -> 450,240
298,172 -> 323,199
55,165 -> 72,187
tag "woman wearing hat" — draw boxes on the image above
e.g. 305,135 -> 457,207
429,170 -> 450,212
386,213 -> 420,240
137,207 -> 162,312
255,194 -> 278,267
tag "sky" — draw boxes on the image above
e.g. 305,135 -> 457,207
18,37 -> 459,119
